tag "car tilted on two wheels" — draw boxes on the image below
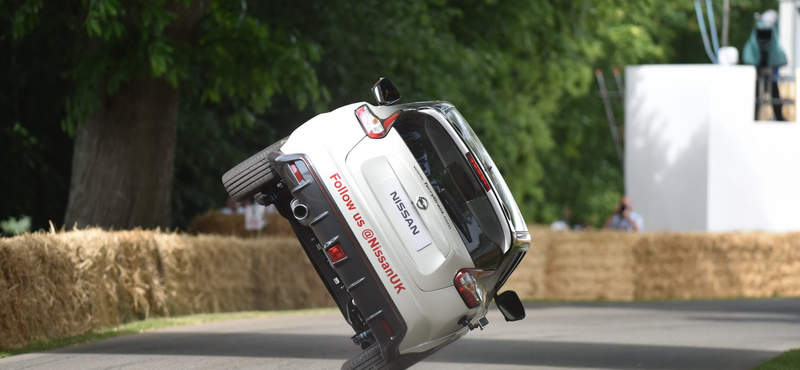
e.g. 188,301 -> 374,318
223,78 -> 530,370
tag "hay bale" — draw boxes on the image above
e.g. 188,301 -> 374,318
248,238 -> 335,311
543,230 -> 639,301
186,211 -> 294,238
778,81 -> 796,122
634,232 -> 800,299
0,228 -> 332,350
157,233 -> 332,315
159,233 -> 255,314
508,228 -> 800,302
0,229 -> 177,348
506,228 -> 639,301
3,225 -> 799,350
502,231 -> 546,300
0,233 -> 90,349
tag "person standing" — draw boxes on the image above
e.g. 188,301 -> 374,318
604,196 -> 644,232
742,9 -> 787,121
221,196 -> 245,215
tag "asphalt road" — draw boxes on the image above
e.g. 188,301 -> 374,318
2,299 -> 798,370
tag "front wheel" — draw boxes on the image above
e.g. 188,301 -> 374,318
341,344 -> 387,370
221,137 -> 288,202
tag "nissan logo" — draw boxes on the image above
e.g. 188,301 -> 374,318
415,196 -> 428,210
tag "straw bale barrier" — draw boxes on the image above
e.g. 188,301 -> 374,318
505,229 -> 639,301
0,229 -> 331,350
2,227 -> 799,350
504,229 -> 800,301
186,211 -> 294,238
633,232 -> 800,299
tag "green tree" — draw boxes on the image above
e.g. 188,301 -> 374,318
539,0 -> 777,226
0,1 -> 75,231
256,0 -> 630,218
6,0 -> 324,229
1,0 -> 779,230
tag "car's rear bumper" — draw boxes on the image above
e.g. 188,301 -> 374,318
270,152 -> 408,361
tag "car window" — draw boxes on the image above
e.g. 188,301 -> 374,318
441,107 -> 528,236
394,111 -> 504,269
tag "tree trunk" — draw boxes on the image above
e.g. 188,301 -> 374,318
64,77 -> 180,229
63,1 -> 206,229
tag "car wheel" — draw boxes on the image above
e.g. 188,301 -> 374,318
222,136 -> 288,202
341,343 -> 388,370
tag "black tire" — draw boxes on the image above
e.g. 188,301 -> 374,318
341,344 -> 387,370
222,137 -> 288,202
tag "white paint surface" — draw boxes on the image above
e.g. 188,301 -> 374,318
779,0 -> 795,74
625,65 -> 800,232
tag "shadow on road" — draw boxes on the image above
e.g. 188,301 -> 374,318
529,297 -> 800,316
430,338 -> 777,370
53,331 -> 778,370
37,299 -> 797,370
687,315 -> 800,325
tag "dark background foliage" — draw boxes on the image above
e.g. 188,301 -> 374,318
0,0 -> 776,232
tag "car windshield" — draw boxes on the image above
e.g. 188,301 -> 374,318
394,111 -> 505,269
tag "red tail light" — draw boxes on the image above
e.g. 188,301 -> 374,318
289,163 -> 304,182
355,105 -> 401,139
380,318 -> 394,337
466,153 -> 491,192
454,269 -> 494,308
326,244 -> 346,263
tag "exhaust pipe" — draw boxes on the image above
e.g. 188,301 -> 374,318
290,199 -> 309,220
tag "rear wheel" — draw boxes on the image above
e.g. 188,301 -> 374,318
222,137 -> 288,202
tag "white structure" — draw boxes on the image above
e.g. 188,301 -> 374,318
779,0 -> 800,76
625,65 -> 800,232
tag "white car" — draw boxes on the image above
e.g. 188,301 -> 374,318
223,78 -> 530,370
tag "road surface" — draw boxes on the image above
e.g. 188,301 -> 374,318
2,299 -> 798,370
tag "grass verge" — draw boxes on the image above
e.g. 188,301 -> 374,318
753,349 -> 800,370
0,308 -> 336,359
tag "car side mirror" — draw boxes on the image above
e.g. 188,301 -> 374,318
495,291 -> 525,322
372,77 -> 401,106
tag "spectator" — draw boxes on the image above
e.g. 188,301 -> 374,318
742,9 -> 787,121
572,222 -> 593,232
550,220 -> 569,231
221,196 -> 245,215
244,200 -> 268,231
550,206 -> 574,231
604,196 -> 644,232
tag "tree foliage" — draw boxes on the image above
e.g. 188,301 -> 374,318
253,0 -> 646,218
0,0 -> 781,230
3,0 -> 326,229
539,0 -> 776,226
1,1 -> 75,230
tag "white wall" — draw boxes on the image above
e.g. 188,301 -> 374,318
625,65 -> 800,232
779,0 -> 795,74
625,66 -> 711,231
708,94 -> 800,232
